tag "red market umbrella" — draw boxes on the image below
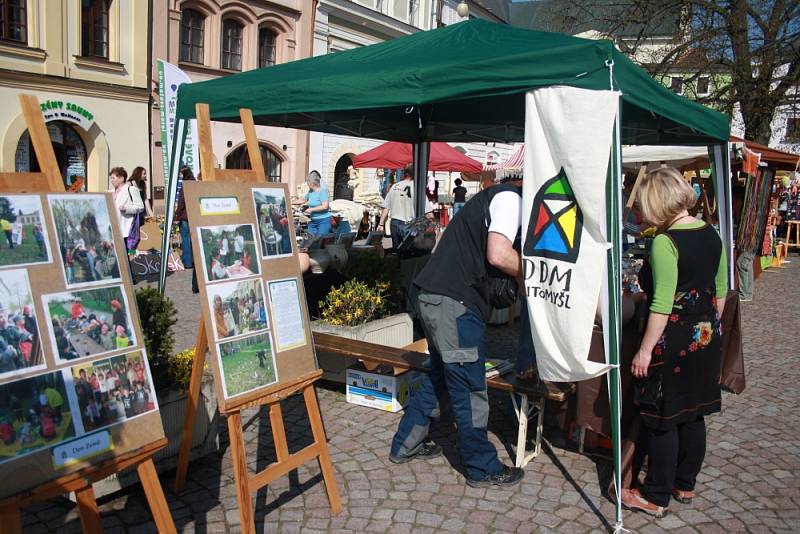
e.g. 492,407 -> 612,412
352,141 -> 483,173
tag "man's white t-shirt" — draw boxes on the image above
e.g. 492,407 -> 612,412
384,180 -> 415,222
487,190 -> 522,243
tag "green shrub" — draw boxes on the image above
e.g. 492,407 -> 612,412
135,287 -> 178,392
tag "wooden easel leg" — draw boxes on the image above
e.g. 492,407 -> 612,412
228,412 -> 256,534
74,485 -> 102,534
174,320 -> 209,493
0,505 -> 22,534
137,458 -> 177,534
269,402 -> 290,462
303,386 -> 342,514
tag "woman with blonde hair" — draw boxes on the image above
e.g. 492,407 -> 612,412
622,166 -> 727,518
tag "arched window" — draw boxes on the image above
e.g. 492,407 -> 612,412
81,0 -> 110,58
221,19 -> 243,71
225,144 -> 282,182
180,8 -> 204,64
0,0 -> 27,43
15,121 -> 88,192
258,28 -> 277,68
333,154 -> 354,201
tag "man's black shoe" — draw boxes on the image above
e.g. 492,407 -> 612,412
465,465 -> 525,488
388,442 -> 443,464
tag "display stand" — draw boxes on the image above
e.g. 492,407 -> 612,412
0,94 -> 176,534
172,104 -> 342,533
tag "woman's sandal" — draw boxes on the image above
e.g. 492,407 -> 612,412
621,488 -> 669,518
672,488 -> 695,504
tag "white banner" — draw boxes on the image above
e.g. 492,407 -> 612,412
522,87 -> 620,382
157,59 -> 199,179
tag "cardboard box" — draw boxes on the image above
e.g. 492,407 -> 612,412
346,362 -> 424,413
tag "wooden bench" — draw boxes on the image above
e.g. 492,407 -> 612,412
313,332 -> 574,467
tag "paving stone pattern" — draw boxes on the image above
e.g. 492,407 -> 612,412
19,263 -> 800,532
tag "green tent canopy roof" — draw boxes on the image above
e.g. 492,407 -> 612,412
175,19 -> 729,145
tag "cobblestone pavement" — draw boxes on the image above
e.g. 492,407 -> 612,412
20,262 -> 800,532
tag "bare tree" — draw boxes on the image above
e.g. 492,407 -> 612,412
516,1 -> 800,144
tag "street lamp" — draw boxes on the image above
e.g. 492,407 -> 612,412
456,0 -> 469,17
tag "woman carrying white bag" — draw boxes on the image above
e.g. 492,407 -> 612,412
109,166 -> 144,256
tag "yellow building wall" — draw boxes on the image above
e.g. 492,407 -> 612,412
0,0 -> 150,192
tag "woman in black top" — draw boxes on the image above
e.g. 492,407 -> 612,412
622,167 -> 727,518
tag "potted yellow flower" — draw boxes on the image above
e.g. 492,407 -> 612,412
312,279 -> 413,382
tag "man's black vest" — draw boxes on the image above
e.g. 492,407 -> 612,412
414,183 -> 521,321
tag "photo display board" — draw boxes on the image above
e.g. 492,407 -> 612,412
183,181 -> 318,412
0,193 -> 164,498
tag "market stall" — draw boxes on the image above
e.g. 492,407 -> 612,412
165,20 -> 732,530
729,137 -> 799,283
352,141 -> 482,172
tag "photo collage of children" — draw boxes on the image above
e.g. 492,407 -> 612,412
0,194 -> 157,467
195,187 -> 293,400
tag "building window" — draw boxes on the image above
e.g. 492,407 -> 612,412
696,77 -> 710,96
226,144 -> 282,182
81,0 -> 110,59
221,19 -> 243,71
785,118 -> 800,141
670,76 -> 683,94
16,121 -> 88,192
0,0 -> 27,44
180,9 -> 204,64
258,28 -> 277,68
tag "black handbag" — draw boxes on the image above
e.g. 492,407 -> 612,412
485,268 -> 518,309
633,365 -> 663,412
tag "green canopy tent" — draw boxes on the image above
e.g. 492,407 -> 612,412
167,19 -> 731,530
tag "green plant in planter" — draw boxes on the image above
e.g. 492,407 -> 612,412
135,287 -> 178,392
339,251 -> 402,312
169,348 -> 202,391
319,279 -> 391,326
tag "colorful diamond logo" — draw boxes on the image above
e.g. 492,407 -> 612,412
523,168 -> 583,263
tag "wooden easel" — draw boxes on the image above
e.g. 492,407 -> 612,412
172,104 -> 342,533
0,95 -> 176,534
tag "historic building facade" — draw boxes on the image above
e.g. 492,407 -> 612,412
0,0 -> 150,193
150,0 -> 316,201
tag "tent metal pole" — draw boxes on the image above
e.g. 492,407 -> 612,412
606,102 -> 624,531
413,142 -> 430,218
159,118 -> 188,294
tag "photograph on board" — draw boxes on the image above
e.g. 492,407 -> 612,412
43,285 -> 136,363
216,332 -> 278,399
0,370 -> 76,464
70,351 -> 157,433
48,194 -> 121,288
197,224 -> 259,283
252,188 -> 293,259
206,278 -> 268,342
0,195 -> 51,269
0,269 -> 44,379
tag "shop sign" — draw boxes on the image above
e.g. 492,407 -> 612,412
39,99 -> 95,131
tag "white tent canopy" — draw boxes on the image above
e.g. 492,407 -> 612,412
622,145 -> 709,171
